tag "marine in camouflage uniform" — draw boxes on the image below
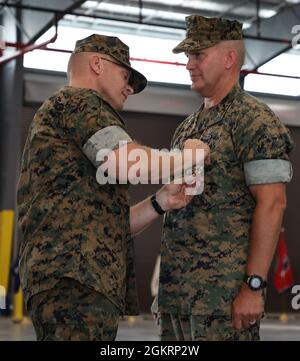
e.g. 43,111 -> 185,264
17,35 -> 147,341
155,15 -> 294,341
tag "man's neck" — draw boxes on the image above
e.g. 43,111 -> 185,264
68,79 -> 100,94
204,78 -> 238,109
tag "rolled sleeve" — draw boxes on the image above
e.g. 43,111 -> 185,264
244,159 -> 293,186
83,125 -> 132,167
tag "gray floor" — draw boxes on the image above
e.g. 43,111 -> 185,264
1,315 -> 300,341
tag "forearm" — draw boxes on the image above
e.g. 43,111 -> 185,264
130,196 -> 160,237
129,182 -> 188,237
246,201 -> 286,279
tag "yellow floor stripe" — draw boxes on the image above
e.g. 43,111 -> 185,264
0,210 -> 14,291
12,288 -> 24,322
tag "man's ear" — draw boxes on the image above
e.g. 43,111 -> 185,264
224,49 -> 237,70
89,54 -> 103,75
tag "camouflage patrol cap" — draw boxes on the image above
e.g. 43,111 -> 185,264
74,34 -> 147,94
173,15 -> 243,54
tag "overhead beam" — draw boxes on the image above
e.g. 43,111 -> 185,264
2,1 -> 251,24
26,0 -> 86,44
243,2 -> 300,74
2,1 -> 295,44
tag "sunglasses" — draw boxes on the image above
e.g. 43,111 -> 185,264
100,57 -> 133,84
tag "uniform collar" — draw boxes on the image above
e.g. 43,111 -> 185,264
215,83 -> 242,113
198,83 -> 242,127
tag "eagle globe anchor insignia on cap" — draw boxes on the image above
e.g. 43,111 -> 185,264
173,15 -> 243,53
74,34 -> 147,94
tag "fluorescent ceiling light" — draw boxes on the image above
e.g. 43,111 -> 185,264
258,53 -> 300,77
259,9 -> 277,18
82,2 -> 188,22
244,74 -> 300,97
171,0 -> 229,12
285,0 -> 300,4
82,1 -> 97,9
83,1 -> 278,19
83,0 -> 228,12
90,3 -> 140,16
61,15 -> 185,40
141,0 -> 186,5
242,22 -> 252,30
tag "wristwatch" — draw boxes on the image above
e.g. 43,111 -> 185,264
244,274 -> 267,291
150,194 -> 166,215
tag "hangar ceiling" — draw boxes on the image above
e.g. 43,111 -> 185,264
1,0 -> 299,78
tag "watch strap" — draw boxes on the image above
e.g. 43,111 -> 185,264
244,274 -> 267,290
150,194 -> 166,215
